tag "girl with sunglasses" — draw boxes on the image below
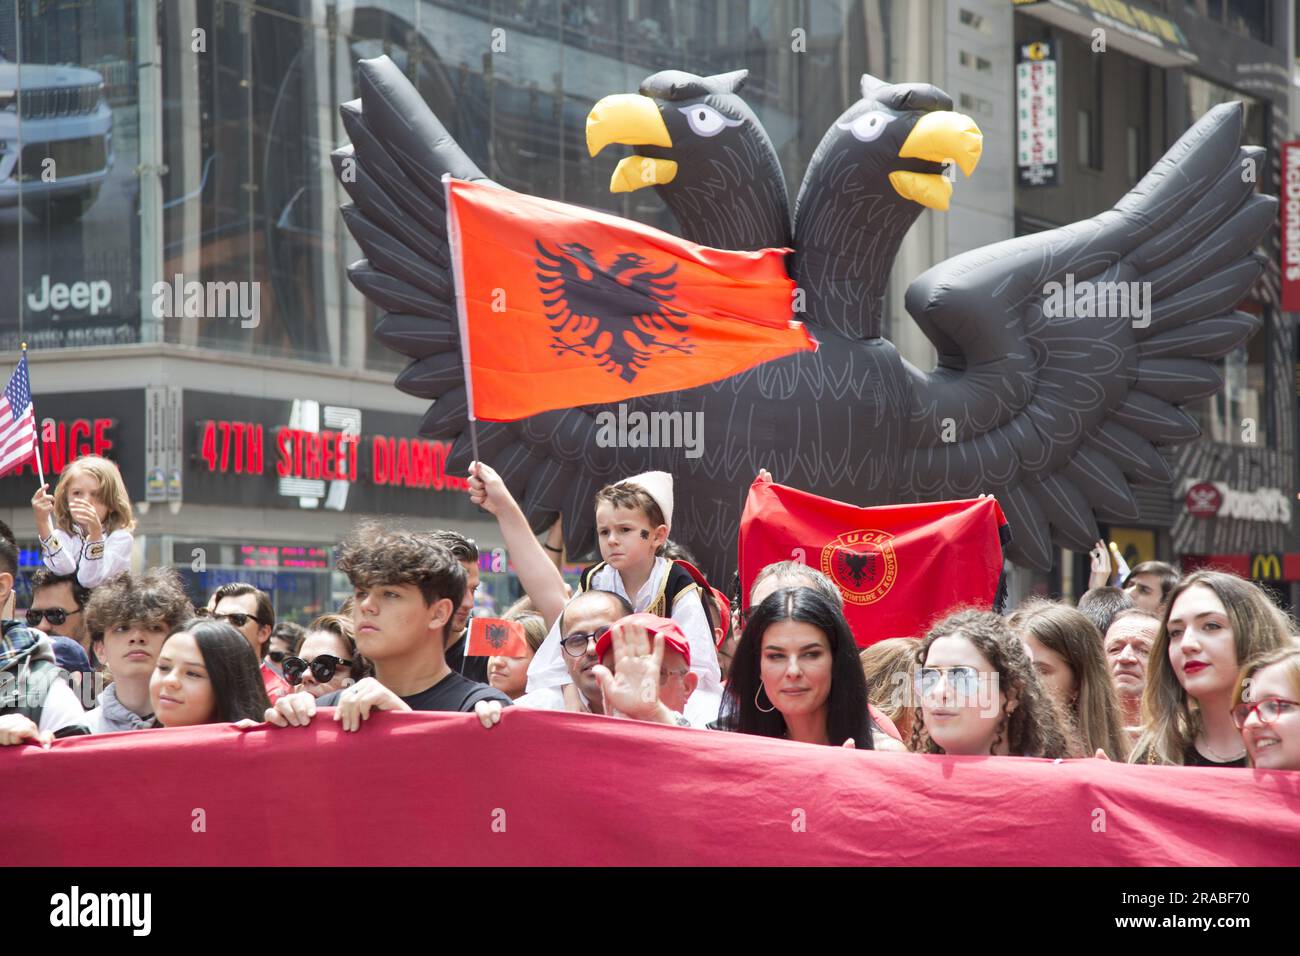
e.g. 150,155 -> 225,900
1131,571 -> 1292,767
284,613 -> 373,699
910,610 -> 1072,758
1231,646 -> 1300,771
150,619 -> 269,728
718,587 -> 874,748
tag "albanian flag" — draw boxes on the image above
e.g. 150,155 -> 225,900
738,477 -> 1009,647
467,617 -> 529,658
444,177 -> 816,421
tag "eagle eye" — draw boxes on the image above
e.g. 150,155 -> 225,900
836,109 -> 894,143
679,104 -> 742,138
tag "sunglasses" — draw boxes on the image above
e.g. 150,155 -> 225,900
26,606 -> 82,627
915,665 -> 983,700
560,629 -> 609,658
1231,697 -> 1299,730
267,650 -> 288,664
282,655 -> 353,684
216,612 -> 265,629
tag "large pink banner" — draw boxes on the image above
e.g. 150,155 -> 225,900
3,709 -> 1297,866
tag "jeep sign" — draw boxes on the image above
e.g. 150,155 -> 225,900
26,274 -> 113,316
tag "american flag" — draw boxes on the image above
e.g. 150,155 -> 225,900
0,352 -> 37,477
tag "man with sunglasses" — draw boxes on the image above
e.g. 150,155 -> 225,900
516,589 -> 633,714
28,569 -> 98,702
210,582 -> 291,703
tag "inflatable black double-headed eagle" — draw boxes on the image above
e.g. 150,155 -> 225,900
335,56 -> 1273,584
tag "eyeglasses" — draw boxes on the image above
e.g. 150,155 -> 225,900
216,612 -> 264,629
659,667 -> 690,686
282,655 -> 353,684
915,665 -> 983,700
25,607 -> 82,627
1231,697 -> 1299,729
560,629 -> 608,658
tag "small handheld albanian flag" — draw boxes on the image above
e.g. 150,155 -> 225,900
467,617 -> 529,657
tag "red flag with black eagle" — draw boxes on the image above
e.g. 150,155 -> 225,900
738,477 -> 1009,647
444,177 -> 816,421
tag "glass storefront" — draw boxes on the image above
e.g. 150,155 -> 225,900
0,0 -> 141,350
0,0 -> 906,366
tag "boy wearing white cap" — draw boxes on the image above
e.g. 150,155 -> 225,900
466,464 -> 722,725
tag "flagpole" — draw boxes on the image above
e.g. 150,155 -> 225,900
443,173 -> 481,468
22,343 -> 44,487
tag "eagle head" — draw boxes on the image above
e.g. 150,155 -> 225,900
818,74 -> 983,212
585,68 -> 754,194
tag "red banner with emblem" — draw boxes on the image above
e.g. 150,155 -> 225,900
738,477 -> 1008,646
2,709 -> 1296,866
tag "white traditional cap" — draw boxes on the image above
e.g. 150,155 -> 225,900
620,471 -> 673,532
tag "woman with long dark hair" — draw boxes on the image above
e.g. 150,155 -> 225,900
719,588 -> 874,748
150,619 -> 270,727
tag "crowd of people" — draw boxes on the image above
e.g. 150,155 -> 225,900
2,453 -> 1298,777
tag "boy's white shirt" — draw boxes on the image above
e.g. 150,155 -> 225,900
41,527 -> 133,588
525,556 -> 722,727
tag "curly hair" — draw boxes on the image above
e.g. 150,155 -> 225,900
1008,600 -> 1130,760
86,568 -> 194,635
336,522 -> 466,614
1132,570 -> 1292,765
909,609 -> 1073,758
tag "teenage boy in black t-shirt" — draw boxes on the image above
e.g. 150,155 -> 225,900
264,523 -> 510,732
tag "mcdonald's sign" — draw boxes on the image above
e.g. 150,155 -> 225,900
1251,553 -> 1283,581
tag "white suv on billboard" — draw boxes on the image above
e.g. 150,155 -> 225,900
0,55 -> 113,223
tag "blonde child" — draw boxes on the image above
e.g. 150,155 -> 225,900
467,463 -> 722,725
31,455 -> 135,588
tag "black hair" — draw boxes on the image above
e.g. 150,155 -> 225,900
720,587 -> 873,748
270,621 -> 305,647
0,518 -> 16,577
29,568 -> 92,610
211,582 -> 276,634
424,529 -> 479,563
172,618 -> 271,723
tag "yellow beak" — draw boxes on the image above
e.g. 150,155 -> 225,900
888,171 -> 954,211
610,155 -> 678,192
587,93 -> 676,194
586,93 -> 673,157
898,110 -> 983,176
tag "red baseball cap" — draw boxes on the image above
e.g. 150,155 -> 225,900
595,613 -> 691,667
710,587 -> 731,646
